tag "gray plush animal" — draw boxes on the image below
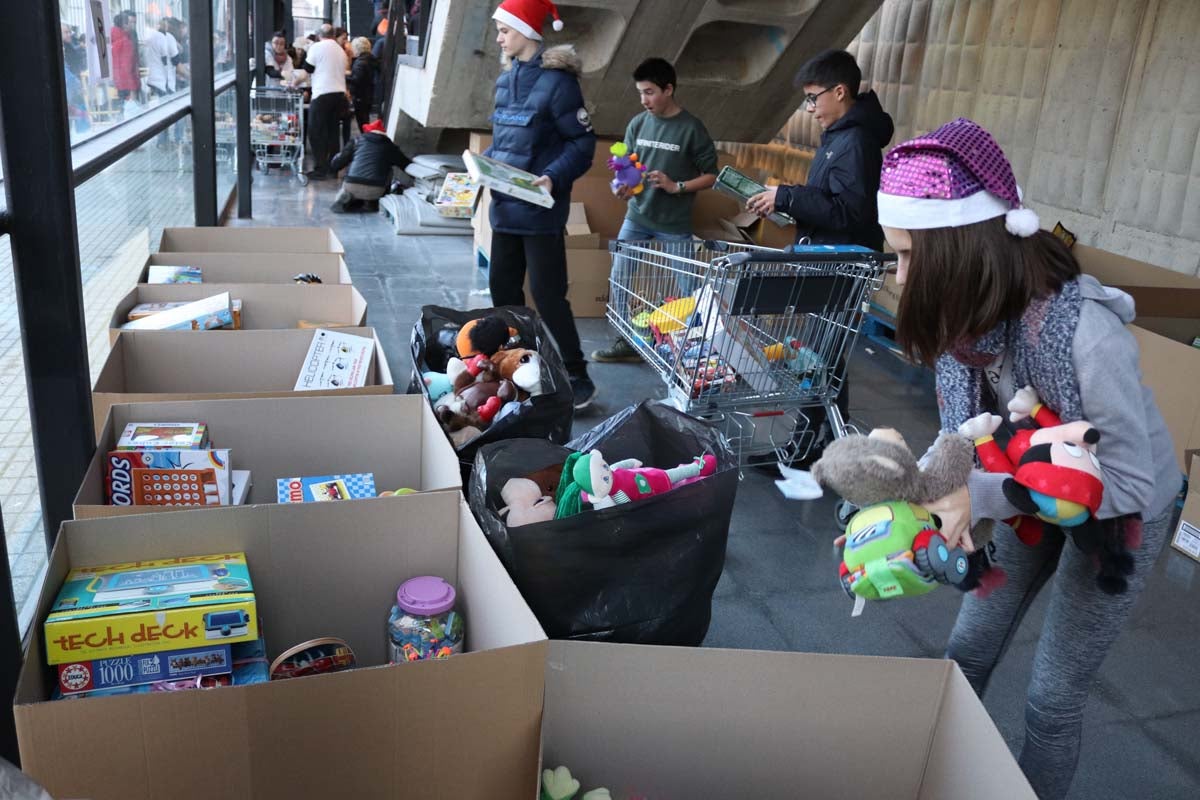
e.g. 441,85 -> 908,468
810,428 -> 995,551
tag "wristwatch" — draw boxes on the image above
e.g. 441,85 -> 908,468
676,181 -> 687,194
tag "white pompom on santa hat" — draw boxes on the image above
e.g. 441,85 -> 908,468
493,0 -> 564,42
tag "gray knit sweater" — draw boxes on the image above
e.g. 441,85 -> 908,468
967,275 -> 1181,525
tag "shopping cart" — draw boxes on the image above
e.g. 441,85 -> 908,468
606,240 -> 895,465
250,87 -> 306,185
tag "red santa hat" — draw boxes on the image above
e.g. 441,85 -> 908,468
493,0 -> 563,42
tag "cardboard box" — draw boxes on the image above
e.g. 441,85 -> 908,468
16,492 -> 547,799
158,226 -> 345,254
541,640 -> 1035,799
75,395 -> 461,518
1172,454 -> 1200,562
139,252 -> 352,285
92,328 -> 394,438
108,283 -> 368,343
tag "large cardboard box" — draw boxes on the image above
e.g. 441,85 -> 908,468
541,640 -> 1035,799
139,252 -> 352,285
1171,453 -> 1200,563
75,395 -> 459,518
16,492 -> 547,799
108,283 -> 368,343
92,328 -> 394,439
158,226 -> 345,254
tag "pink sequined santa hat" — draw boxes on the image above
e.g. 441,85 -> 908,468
877,118 -> 1040,237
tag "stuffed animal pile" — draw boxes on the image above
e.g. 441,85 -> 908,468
420,315 -> 546,446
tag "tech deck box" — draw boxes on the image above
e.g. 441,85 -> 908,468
56,642 -> 233,696
116,422 -> 208,450
106,448 -> 232,506
276,473 -> 376,503
43,552 -> 258,665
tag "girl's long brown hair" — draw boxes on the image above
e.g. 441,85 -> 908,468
895,217 -> 1081,366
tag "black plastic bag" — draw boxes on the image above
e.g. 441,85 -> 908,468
409,305 -> 574,484
469,402 -> 737,645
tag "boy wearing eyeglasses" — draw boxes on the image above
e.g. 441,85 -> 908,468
747,49 -> 893,250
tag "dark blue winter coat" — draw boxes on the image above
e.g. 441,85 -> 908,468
486,46 -> 596,235
774,90 -> 894,250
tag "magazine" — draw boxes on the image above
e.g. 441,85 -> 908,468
462,150 -> 554,209
714,166 -> 796,228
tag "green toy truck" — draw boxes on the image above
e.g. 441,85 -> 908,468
838,501 -> 970,600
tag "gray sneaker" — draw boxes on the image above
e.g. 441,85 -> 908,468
591,337 -> 642,363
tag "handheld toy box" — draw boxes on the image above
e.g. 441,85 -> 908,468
116,422 -> 209,450
276,473 -> 376,503
56,642 -> 233,695
44,552 -> 258,665
106,448 -> 232,506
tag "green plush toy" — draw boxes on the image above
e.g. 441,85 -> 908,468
541,766 -> 580,800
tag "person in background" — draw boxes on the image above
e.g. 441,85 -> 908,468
145,16 -> 180,98
876,118 -> 1178,800
291,36 -> 311,69
372,0 -> 391,39
122,11 -> 144,101
747,49 -> 893,250
167,18 -> 190,89
328,119 -> 410,213
265,32 -> 296,82
301,24 -> 349,180
335,27 -> 353,60
487,0 -> 597,409
110,11 -> 141,107
347,36 -> 378,131
61,23 -> 87,77
592,57 -> 718,364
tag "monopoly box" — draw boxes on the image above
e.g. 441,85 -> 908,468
44,552 -> 258,665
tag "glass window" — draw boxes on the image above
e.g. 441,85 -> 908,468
59,1 -> 193,146
0,115 -> 196,628
213,0 -> 235,82
215,85 -> 239,210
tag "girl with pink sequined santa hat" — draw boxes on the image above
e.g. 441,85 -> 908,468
874,118 -> 1178,799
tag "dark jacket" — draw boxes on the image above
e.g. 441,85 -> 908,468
330,131 -> 411,186
485,46 -> 595,235
348,53 -> 378,105
774,91 -> 894,250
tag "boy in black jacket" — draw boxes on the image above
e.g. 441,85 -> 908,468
747,49 -> 894,250
328,120 -> 410,212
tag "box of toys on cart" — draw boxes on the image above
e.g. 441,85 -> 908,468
43,552 -> 259,666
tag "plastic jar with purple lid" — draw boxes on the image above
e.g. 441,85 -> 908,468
386,576 -> 465,663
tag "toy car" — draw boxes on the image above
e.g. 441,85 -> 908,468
838,500 -> 969,600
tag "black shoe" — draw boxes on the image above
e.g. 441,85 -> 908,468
570,375 -> 596,411
364,199 -> 380,213
591,337 -> 642,363
306,169 -> 331,180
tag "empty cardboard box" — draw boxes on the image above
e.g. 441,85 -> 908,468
16,492 -> 547,800
541,640 -> 1035,799
158,226 -> 344,254
139,252 -> 352,285
76,395 -> 460,518
92,328 -> 394,439
108,283 -> 368,343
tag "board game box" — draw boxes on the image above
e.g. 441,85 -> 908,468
434,172 -> 481,218
120,292 -> 233,332
463,149 -> 554,208
147,265 -> 202,284
116,422 -> 209,450
276,473 -> 376,503
44,552 -> 258,664
129,299 -> 242,329
294,328 -> 374,391
56,641 -> 233,695
107,448 -> 231,506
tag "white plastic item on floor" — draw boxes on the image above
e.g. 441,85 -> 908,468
379,192 -> 473,237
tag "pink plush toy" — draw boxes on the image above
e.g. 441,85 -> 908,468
498,478 -> 557,527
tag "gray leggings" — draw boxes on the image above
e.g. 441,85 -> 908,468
946,510 -> 1172,799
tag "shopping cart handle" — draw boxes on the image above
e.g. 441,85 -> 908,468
718,248 -> 896,266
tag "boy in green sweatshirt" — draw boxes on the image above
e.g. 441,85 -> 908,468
593,57 -> 718,363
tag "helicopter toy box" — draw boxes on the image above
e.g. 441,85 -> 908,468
44,552 -> 258,665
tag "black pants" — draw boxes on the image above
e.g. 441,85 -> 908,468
309,92 -> 348,173
489,231 -> 586,375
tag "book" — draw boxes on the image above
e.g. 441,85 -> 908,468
714,166 -> 796,228
147,265 -> 202,284
129,299 -> 242,328
107,448 -> 232,506
276,473 -> 376,503
116,422 -> 209,450
462,149 -> 554,209
434,172 -> 481,218
294,329 -> 374,391
121,292 -> 234,333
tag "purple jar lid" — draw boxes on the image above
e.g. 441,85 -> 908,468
396,576 -> 457,616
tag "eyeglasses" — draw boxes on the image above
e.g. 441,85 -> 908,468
803,87 -> 833,109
